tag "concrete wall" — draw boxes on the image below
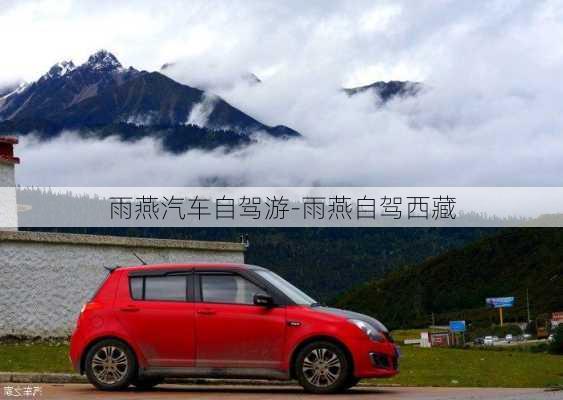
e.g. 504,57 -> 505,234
0,162 -> 17,229
0,162 -> 15,186
0,231 -> 245,337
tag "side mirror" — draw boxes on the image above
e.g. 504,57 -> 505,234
254,293 -> 274,307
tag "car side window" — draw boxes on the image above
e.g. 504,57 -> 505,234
129,275 -> 190,301
200,274 -> 266,305
130,276 -> 143,300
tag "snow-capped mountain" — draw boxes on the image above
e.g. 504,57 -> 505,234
0,50 -> 141,122
85,49 -> 123,71
0,50 -> 299,151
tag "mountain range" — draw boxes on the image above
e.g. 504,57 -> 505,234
0,50 -> 299,151
335,228 -> 563,329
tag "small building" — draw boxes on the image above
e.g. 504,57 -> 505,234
0,136 -> 19,230
429,332 -> 451,347
552,312 -> 563,328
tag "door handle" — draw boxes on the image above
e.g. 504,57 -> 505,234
120,306 -> 140,312
197,309 -> 216,316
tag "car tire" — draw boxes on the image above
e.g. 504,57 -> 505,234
85,339 -> 137,391
295,341 -> 351,394
341,376 -> 361,391
132,377 -> 164,390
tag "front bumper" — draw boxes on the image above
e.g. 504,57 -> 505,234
350,338 -> 399,379
369,350 -> 399,370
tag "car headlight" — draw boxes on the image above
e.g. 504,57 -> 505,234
349,319 -> 385,342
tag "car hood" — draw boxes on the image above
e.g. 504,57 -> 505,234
313,306 -> 389,333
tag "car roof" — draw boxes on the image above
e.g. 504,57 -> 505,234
116,262 -> 261,273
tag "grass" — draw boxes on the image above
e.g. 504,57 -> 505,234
0,339 -> 561,387
385,329 -> 563,387
0,342 -> 72,373
377,345 -> 563,388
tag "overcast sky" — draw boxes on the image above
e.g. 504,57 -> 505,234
4,0 -> 563,186
0,0 -> 443,86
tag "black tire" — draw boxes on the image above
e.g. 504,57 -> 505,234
341,376 -> 361,391
132,377 -> 164,390
295,341 -> 351,394
85,339 -> 137,391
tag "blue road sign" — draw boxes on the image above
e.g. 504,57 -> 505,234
449,320 -> 466,332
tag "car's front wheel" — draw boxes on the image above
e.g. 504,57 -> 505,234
342,376 -> 361,391
85,339 -> 137,390
295,341 -> 351,394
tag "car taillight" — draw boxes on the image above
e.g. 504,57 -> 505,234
86,302 -> 103,311
80,302 -> 103,317
77,302 -> 102,326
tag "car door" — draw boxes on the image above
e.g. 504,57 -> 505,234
194,271 -> 286,370
115,271 -> 196,367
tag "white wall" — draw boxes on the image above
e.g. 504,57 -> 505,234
0,162 -> 15,186
0,231 -> 245,337
0,162 -> 17,229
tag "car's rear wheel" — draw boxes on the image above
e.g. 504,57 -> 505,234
295,341 -> 351,394
85,339 -> 136,391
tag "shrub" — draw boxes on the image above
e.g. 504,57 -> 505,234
548,324 -> 563,355
467,324 -> 523,341
530,343 -> 549,353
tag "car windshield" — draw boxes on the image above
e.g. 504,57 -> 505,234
255,269 -> 317,305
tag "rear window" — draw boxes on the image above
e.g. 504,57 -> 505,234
130,277 -> 143,300
129,275 -> 189,301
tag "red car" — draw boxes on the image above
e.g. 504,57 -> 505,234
70,263 -> 399,393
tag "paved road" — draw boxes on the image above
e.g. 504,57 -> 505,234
2,384 -> 560,400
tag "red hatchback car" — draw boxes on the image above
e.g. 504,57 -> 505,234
70,263 -> 399,393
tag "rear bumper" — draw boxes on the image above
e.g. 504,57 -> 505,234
349,339 -> 399,379
68,330 -> 84,374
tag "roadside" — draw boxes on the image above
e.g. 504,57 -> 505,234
1,383 -> 561,400
1,338 -> 561,388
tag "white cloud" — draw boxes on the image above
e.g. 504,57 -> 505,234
6,0 -> 563,186
186,93 -> 219,127
359,4 -> 402,33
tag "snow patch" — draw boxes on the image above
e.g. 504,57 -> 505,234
41,61 -> 76,81
125,112 -> 158,127
85,50 -> 122,71
0,82 -> 28,100
186,93 -> 218,127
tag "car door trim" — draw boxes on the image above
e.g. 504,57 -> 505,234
140,366 -> 289,380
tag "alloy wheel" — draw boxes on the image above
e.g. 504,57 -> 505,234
91,345 -> 129,385
301,347 -> 342,387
